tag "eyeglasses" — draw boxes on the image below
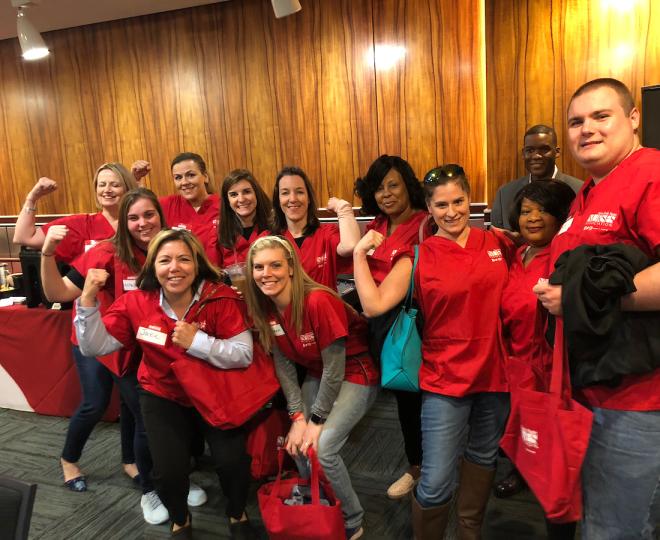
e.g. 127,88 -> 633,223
522,145 -> 556,158
423,164 -> 465,184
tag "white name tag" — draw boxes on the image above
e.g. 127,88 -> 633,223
270,322 -> 285,336
123,278 -> 137,291
136,326 -> 168,346
366,248 -> 375,256
84,240 -> 98,252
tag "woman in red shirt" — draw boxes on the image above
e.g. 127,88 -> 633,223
213,168 -> 272,268
499,180 -> 577,539
354,154 -> 428,500
132,153 -> 220,252
245,235 -> 379,540
74,229 -> 258,539
354,165 -> 513,539
13,163 -> 141,486
270,166 -> 360,290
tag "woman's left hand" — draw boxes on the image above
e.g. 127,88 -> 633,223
172,321 -> 199,349
300,422 -> 323,456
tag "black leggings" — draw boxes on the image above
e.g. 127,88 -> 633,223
394,389 -> 423,466
139,390 -> 251,525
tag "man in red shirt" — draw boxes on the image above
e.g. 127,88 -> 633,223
534,78 -> 660,538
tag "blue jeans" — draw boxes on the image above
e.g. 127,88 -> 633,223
297,377 -> 378,529
581,407 -> 660,540
416,391 -> 509,507
61,346 -> 154,493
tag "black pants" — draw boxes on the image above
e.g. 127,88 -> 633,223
139,389 -> 251,525
394,389 -> 423,466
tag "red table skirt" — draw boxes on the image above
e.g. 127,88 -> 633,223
0,305 -> 119,419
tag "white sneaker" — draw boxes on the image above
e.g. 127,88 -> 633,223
141,490 -> 169,525
187,481 -> 207,507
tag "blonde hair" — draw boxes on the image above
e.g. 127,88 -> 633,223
245,235 -> 344,352
93,162 -> 138,209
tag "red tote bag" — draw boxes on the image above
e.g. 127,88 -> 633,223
500,319 -> 593,523
246,407 -> 291,479
258,448 -> 344,540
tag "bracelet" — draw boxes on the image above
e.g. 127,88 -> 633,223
41,252 -> 55,257
23,204 -> 37,213
290,411 -> 305,422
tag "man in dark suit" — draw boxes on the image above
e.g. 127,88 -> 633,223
490,124 -> 582,229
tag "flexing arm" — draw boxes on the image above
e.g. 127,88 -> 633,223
353,230 -> 411,317
40,226 -> 82,302
327,197 -> 361,256
13,177 -> 58,248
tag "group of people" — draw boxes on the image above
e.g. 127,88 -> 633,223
11,77 -> 659,540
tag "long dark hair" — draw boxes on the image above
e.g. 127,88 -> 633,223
271,166 -> 320,236
354,155 -> 425,216
112,188 -> 166,273
218,169 -> 272,249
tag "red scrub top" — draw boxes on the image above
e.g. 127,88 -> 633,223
284,224 -> 341,290
501,245 -> 553,384
549,147 -> 660,411
42,213 -> 115,264
69,242 -> 146,345
160,193 -> 220,250
402,228 -> 512,397
270,289 -> 378,386
211,226 -> 270,268
365,211 -> 428,285
100,281 -> 248,405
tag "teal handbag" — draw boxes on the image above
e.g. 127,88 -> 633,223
380,246 -> 422,392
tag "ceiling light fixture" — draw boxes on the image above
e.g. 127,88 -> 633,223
271,0 -> 302,19
12,0 -> 49,61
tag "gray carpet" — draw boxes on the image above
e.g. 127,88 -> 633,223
1,392 -> 561,539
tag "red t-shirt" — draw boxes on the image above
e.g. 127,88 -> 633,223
365,211 -> 428,285
42,213 -> 115,264
284,225 -> 341,290
400,228 -> 512,397
270,289 -> 378,386
501,245 -> 553,384
160,194 -> 220,254
211,226 -> 270,268
549,147 -> 660,411
101,281 -> 248,405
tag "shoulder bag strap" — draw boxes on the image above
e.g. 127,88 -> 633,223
404,246 -> 419,309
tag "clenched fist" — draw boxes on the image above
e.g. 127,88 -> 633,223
171,320 -> 199,349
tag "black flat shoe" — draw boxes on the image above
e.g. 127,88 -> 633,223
64,475 -> 87,492
171,514 -> 193,538
494,470 -> 526,498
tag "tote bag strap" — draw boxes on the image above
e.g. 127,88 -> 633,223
549,318 -> 572,400
184,282 -> 223,323
404,246 -> 419,309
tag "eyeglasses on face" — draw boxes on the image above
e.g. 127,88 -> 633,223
423,164 -> 465,184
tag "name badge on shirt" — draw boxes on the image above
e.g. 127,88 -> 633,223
558,216 -> 573,235
84,240 -> 98,252
136,326 -> 168,346
123,278 -> 137,291
270,322 -> 285,336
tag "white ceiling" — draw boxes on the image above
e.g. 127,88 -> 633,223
0,0 -> 228,41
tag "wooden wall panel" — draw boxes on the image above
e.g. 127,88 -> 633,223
0,0 -> 489,215
487,0 -> 660,204
373,0 -> 487,201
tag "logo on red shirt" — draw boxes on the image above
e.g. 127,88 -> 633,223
300,332 -> 316,348
315,254 -> 328,268
584,212 -> 617,231
487,249 -> 503,262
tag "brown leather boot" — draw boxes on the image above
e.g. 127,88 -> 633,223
411,492 -> 450,540
456,459 -> 496,540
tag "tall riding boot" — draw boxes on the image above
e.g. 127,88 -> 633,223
411,491 -> 450,540
456,459 -> 496,540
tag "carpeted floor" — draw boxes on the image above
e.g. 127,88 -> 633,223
1,392 -> 562,539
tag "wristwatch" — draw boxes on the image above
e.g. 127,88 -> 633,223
309,413 -> 327,425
